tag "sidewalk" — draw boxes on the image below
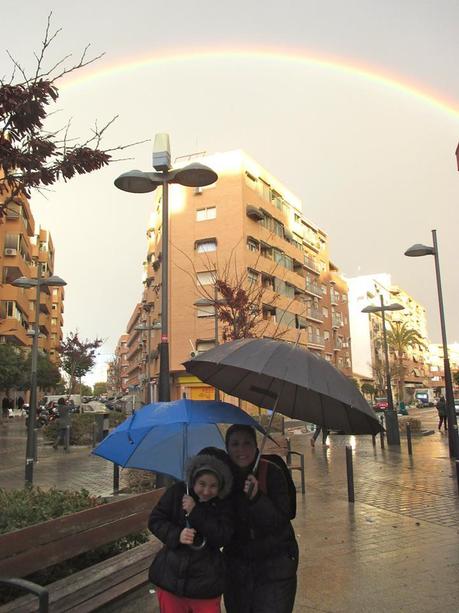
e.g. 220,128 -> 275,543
1,409 -> 459,612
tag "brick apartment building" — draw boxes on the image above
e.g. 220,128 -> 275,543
0,192 -> 64,365
118,150 -> 353,401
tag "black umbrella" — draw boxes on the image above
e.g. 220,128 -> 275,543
184,337 -> 383,437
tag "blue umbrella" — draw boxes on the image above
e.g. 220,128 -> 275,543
92,398 -> 266,480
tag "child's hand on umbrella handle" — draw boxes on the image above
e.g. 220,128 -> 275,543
180,527 -> 196,545
244,474 -> 259,499
182,494 -> 196,513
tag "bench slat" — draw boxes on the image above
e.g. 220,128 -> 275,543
0,489 -> 164,560
0,540 -> 161,613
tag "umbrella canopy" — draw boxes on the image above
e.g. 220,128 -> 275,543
92,398 -> 266,480
184,338 -> 383,435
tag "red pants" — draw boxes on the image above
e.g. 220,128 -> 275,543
156,588 -> 221,613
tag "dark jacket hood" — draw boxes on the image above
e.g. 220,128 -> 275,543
185,454 -> 233,499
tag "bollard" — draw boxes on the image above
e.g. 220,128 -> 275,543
379,416 -> 385,449
346,445 -> 355,503
92,421 -> 97,448
64,425 -> 70,451
406,423 -> 413,456
113,463 -> 120,495
372,434 -> 376,446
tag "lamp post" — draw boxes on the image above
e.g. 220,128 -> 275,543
115,134 -> 218,401
405,230 -> 459,458
12,272 -> 67,485
362,296 -> 404,446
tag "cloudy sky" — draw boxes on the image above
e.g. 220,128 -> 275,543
3,1 -> 459,384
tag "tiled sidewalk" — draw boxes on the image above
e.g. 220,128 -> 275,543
1,409 -> 459,612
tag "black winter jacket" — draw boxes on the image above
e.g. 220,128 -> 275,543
148,482 -> 234,599
225,459 -> 298,561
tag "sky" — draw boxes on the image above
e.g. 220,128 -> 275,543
2,1 -> 459,385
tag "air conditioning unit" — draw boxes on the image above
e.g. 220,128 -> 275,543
194,186 -> 203,195
4,248 -> 17,256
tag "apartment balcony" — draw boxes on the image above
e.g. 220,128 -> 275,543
0,318 -> 30,347
305,281 -> 322,298
308,333 -> 325,348
303,256 -> 321,274
330,291 -> 339,305
306,308 -> 324,323
333,338 -> 344,351
332,314 -> 343,328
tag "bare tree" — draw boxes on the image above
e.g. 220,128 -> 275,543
174,241 -> 296,342
0,12 -> 144,216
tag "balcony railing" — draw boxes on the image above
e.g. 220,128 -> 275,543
332,314 -> 343,328
306,308 -> 323,322
308,333 -> 325,347
305,281 -> 322,296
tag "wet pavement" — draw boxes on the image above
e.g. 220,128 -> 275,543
1,408 -> 459,612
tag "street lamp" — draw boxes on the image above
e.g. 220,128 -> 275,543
115,134 -> 218,401
134,319 -> 161,403
362,296 -> 404,446
12,272 -> 67,485
405,230 -> 459,458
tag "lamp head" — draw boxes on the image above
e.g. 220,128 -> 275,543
114,170 -> 158,194
174,162 -> 218,188
404,243 -> 435,257
153,133 -> 171,171
12,276 -> 35,289
45,275 -> 67,287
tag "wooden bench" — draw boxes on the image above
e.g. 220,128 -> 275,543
262,433 -> 305,494
0,488 -> 165,612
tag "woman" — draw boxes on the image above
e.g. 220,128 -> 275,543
224,424 -> 298,613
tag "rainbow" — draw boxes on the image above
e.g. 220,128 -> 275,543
61,47 -> 459,119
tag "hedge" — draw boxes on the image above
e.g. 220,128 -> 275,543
0,487 -> 148,604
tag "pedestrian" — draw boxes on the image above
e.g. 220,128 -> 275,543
53,398 -> 71,450
148,453 -> 234,612
17,396 -> 24,413
310,425 -> 330,446
436,396 -> 447,431
2,397 -> 9,422
223,424 -> 298,613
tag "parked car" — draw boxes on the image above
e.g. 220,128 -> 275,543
373,397 -> 389,411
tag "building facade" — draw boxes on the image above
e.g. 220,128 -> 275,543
122,150 -> 353,400
0,193 -> 64,363
347,273 -> 431,401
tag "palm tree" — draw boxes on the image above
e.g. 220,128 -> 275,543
385,321 -> 427,403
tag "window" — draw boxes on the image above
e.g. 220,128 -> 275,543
197,271 -> 216,286
260,243 -> 272,259
247,269 -> 259,284
29,301 -> 35,312
52,288 -> 58,297
196,239 -> 217,253
51,317 -> 58,326
196,207 -> 216,221
262,305 -> 276,321
197,305 -> 215,318
247,238 -> 259,252
262,275 -> 275,291
322,307 -> 329,318
52,303 -> 57,311
324,331 -> 330,341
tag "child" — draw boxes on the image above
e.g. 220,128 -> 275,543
148,453 -> 234,613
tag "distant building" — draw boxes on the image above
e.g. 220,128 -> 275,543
426,342 -> 459,393
347,273 -> 430,401
120,149 -> 353,400
0,192 -> 64,363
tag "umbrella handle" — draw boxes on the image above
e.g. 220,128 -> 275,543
185,484 -> 207,550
